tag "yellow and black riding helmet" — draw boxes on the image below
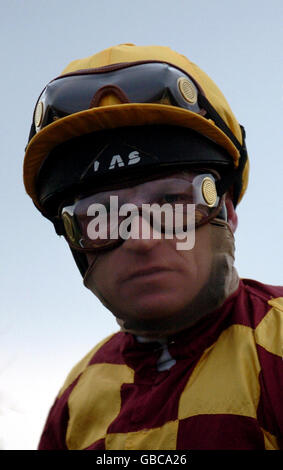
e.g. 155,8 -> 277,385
23,44 -> 249,275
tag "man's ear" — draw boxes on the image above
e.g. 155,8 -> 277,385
225,195 -> 238,233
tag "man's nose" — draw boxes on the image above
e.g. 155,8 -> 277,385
122,214 -> 163,252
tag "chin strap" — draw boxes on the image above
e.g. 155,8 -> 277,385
70,248 -> 89,277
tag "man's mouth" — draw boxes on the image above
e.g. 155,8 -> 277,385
122,266 -> 174,282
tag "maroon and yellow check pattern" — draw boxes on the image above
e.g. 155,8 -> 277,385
39,279 -> 283,450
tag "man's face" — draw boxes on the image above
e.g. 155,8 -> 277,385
73,170 -> 237,336
85,169 -> 221,330
85,215 -> 214,334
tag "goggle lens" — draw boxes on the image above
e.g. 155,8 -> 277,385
33,62 -> 203,133
61,173 -> 222,252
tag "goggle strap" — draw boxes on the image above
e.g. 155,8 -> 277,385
27,122 -> 36,149
198,95 -> 248,204
52,216 -> 65,236
197,94 -> 243,152
216,143 -> 247,202
231,127 -> 248,205
54,60 -> 201,83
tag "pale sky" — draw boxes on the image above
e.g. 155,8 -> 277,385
1,0 -> 282,449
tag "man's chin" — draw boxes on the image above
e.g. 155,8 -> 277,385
115,276 -> 203,318
123,290 -> 196,319
112,291 -> 202,338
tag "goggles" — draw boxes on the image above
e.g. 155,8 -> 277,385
60,172 -> 224,252
31,61 -> 242,155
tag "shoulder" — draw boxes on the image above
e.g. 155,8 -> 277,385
241,280 -> 283,439
38,331 -> 131,449
241,278 -> 283,301
249,282 -> 283,359
234,278 -> 283,358
232,278 -> 283,331
58,331 -> 125,397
